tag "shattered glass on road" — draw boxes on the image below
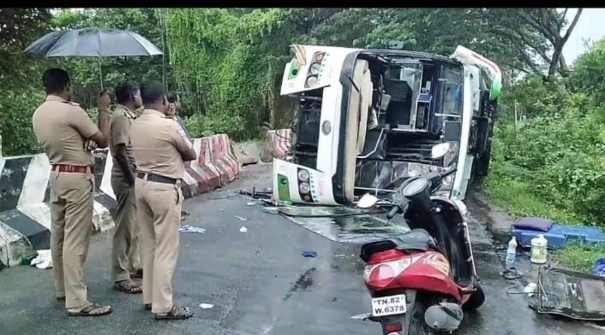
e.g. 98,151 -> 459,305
278,205 -> 409,243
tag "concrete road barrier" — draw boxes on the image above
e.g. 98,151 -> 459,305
181,137 -> 222,198
209,134 -> 240,185
0,133 -> 240,268
266,129 -> 292,160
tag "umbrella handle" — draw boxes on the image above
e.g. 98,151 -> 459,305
98,57 -> 104,90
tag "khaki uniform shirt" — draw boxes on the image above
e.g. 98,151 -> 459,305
130,109 -> 193,180
32,95 -> 99,166
109,104 -> 137,180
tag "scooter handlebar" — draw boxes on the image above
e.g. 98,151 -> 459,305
387,205 -> 400,220
386,201 -> 409,220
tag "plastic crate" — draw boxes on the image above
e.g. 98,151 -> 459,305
511,224 -> 605,249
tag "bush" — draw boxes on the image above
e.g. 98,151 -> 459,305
185,112 -> 245,140
485,44 -> 605,229
0,86 -> 45,156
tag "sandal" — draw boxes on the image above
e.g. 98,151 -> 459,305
56,296 -> 66,301
154,305 -> 193,320
67,303 -> 113,317
501,267 -> 523,280
144,303 -> 152,310
114,279 -> 143,294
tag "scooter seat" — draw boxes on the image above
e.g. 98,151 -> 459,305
360,228 -> 437,262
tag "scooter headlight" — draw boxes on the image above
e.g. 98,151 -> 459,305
402,178 -> 429,197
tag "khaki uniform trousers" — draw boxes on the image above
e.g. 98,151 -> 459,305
135,176 -> 183,314
110,178 -> 141,282
49,169 -> 94,312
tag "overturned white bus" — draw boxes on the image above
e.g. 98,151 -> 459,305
273,43 -> 502,206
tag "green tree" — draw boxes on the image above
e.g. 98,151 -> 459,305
0,8 -> 53,155
0,8 -> 53,89
481,8 -> 583,80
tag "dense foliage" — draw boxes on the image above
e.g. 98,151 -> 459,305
486,39 -> 605,230
1,8 -> 578,151
484,40 -> 605,270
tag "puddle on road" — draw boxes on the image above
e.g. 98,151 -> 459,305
278,206 -> 410,244
283,267 -> 316,301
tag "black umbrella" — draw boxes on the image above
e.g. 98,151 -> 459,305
24,27 -> 163,89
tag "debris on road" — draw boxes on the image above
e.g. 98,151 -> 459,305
21,253 -> 37,265
529,265 -> 605,321
209,194 -> 236,200
30,250 -> 52,269
199,303 -> 214,309
302,251 -> 317,258
239,186 -> 272,200
240,226 -> 248,233
240,156 -> 258,167
235,215 -> 247,221
246,201 -> 256,206
523,283 -> 537,297
263,207 -> 279,215
180,225 -> 206,234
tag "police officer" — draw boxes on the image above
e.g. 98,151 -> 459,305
109,80 -> 143,294
166,91 -> 192,139
130,81 -> 197,320
32,68 -> 112,316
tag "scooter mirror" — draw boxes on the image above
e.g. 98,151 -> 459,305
357,193 -> 380,209
431,142 -> 452,159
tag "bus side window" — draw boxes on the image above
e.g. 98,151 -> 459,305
442,68 -> 463,115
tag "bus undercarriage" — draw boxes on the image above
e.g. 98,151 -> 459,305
273,44 -> 501,206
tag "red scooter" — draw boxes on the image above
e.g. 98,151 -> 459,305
353,166 -> 485,334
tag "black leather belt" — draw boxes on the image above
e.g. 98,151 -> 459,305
137,172 -> 178,185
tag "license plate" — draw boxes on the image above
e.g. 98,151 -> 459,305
371,294 -> 407,317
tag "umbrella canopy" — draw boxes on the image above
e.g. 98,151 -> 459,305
24,27 -> 163,58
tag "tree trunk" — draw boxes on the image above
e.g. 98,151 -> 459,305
547,39 -> 563,81
546,9 -> 583,81
160,8 -> 167,90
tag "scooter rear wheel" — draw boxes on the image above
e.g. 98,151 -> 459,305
463,282 -> 486,311
408,301 -> 435,335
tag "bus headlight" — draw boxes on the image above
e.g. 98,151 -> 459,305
305,76 -> 318,88
298,169 -> 310,181
310,62 -> 321,75
299,182 -> 311,194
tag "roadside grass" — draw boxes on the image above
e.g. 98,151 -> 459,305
554,242 -> 605,273
484,175 -> 605,274
484,176 -> 578,224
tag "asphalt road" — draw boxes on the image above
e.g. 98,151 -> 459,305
1,164 -> 603,335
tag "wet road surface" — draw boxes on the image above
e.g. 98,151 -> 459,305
1,164 -> 603,335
